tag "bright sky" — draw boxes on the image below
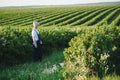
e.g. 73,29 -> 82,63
0,0 -> 120,7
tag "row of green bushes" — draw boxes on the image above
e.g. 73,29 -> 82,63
63,25 -> 120,80
1,25 -> 120,79
0,26 -> 77,65
0,27 -> 32,65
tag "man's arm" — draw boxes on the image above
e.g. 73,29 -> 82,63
40,40 -> 42,44
32,31 -> 37,48
33,36 -> 37,48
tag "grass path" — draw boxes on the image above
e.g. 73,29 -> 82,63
0,49 -> 64,80
0,49 -> 120,80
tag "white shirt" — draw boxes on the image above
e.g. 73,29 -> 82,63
32,28 -> 39,42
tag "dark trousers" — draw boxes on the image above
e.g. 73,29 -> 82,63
33,41 -> 42,61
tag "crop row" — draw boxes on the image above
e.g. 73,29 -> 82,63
0,6 -> 120,26
82,7 -> 119,26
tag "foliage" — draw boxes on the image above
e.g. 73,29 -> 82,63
0,26 -> 77,65
0,5 -> 120,26
63,25 -> 120,80
88,74 -> 120,80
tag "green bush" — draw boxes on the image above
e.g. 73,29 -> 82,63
0,26 -> 77,65
63,25 -> 120,80
0,27 -> 33,65
40,27 -> 77,52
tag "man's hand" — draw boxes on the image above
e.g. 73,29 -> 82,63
34,43 -> 37,48
33,41 -> 37,48
40,41 -> 42,44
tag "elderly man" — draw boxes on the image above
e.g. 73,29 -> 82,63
32,21 -> 42,61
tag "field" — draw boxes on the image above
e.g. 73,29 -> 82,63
0,5 -> 120,26
0,5 -> 120,80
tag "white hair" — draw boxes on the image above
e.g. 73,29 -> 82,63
33,21 -> 39,26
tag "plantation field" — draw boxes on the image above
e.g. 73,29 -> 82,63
0,5 -> 120,26
0,5 -> 120,80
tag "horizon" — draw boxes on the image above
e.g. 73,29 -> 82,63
0,0 -> 120,7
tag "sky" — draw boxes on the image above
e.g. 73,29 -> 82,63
0,0 -> 120,7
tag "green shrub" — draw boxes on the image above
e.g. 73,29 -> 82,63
0,27 -> 33,65
0,26 -> 77,65
63,25 -> 120,80
40,27 -> 77,52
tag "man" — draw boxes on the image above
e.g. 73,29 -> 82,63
32,21 -> 42,61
